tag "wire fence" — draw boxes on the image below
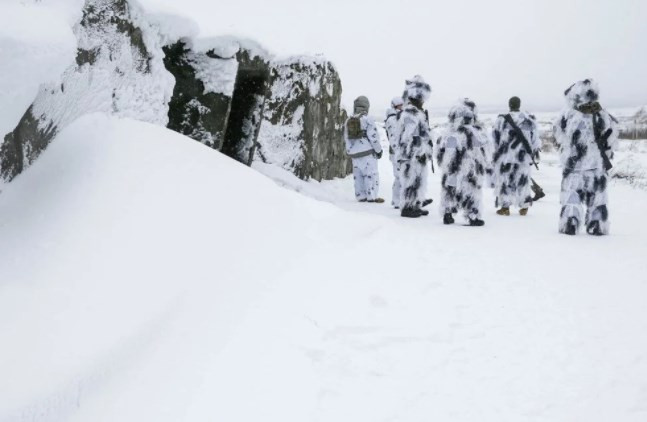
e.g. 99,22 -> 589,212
618,121 -> 647,140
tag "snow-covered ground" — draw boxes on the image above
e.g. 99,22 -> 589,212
1,113 -> 647,422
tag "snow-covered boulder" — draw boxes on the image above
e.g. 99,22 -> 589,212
0,0 -> 174,182
257,57 -> 351,181
163,37 -> 270,165
1,0 -> 351,184
0,1 -> 77,137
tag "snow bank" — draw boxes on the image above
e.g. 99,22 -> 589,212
612,140 -> 647,189
0,113 -> 343,421
1,113 -> 647,421
0,2 -> 77,136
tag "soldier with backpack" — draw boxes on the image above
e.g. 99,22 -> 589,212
344,96 -> 384,203
385,97 -> 404,208
492,96 -> 542,216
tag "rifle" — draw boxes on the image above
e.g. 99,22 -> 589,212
424,109 -> 435,173
592,113 -> 614,171
503,114 -> 539,170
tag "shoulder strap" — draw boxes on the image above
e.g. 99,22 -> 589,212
504,114 -> 539,170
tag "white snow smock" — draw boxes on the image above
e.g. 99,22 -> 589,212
492,111 -> 541,208
395,104 -> 433,210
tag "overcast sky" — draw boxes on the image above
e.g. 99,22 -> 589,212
146,0 -> 646,113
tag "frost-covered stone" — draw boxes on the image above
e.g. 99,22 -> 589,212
257,57 -> 351,181
1,1 -> 351,183
164,38 -> 270,165
0,0 -> 174,182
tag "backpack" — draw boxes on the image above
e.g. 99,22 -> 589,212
346,116 -> 364,140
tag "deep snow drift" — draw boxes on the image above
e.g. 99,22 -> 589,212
1,114 -> 647,422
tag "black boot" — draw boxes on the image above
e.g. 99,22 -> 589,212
531,179 -> 545,202
401,207 -> 423,218
563,217 -> 578,235
419,208 -> 429,216
532,190 -> 546,202
469,218 -> 485,227
443,213 -> 455,225
422,199 -> 433,207
587,221 -> 604,236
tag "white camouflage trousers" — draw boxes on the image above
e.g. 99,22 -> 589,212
559,168 -> 610,234
390,155 -> 402,207
399,159 -> 427,210
495,162 -> 534,209
352,155 -> 379,201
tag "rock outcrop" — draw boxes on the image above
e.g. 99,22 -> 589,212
163,44 -> 350,178
1,0 -> 351,184
163,38 -> 270,165
0,0 -> 173,182
256,57 -> 351,181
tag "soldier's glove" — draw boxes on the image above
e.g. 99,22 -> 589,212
417,155 -> 427,165
376,151 -> 383,159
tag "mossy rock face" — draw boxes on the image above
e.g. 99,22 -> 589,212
257,59 -> 352,181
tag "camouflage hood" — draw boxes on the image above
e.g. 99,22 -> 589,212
354,96 -> 370,115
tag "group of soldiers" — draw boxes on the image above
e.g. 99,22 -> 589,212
344,77 -> 618,235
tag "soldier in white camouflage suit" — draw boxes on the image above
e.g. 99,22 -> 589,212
395,76 -> 433,218
436,99 -> 489,226
344,96 -> 384,203
492,96 -> 542,216
385,97 -> 404,208
554,79 -> 618,236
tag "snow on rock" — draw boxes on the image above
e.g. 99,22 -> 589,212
0,0 -> 175,183
190,35 -> 271,61
257,56 -> 351,181
164,39 -> 270,165
191,53 -> 239,97
256,104 -> 307,172
0,2 -> 77,137
1,1 -> 349,184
